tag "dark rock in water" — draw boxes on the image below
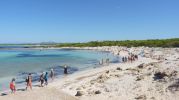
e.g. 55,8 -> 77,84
154,72 -> 168,80
95,90 -> 101,94
75,91 -> 85,96
116,67 -> 122,71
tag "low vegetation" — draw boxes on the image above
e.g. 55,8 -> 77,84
55,38 -> 179,47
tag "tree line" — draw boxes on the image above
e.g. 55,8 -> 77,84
55,38 -> 179,47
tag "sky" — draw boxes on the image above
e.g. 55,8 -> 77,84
0,0 -> 178,43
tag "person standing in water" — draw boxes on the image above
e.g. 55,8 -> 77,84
44,72 -> 48,86
64,64 -> 68,74
25,76 -> 29,90
50,69 -> 54,81
39,72 -> 44,87
10,78 -> 16,94
27,73 -> 32,90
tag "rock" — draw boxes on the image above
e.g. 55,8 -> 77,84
138,63 -> 145,69
98,73 -> 109,80
95,90 -> 101,94
135,95 -> 146,100
75,91 -> 85,96
136,75 -> 144,81
168,81 -> 179,92
148,67 -> 152,70
104,88 -> 110,92
90,80 -> 95,84
115,74 -> 120,77
168,70 -> 178,77
106,70 -> 110,74
150,97 -> 155,100
76,87 -> 82,90
116,67 -> 122,71
154,72 -> 168,80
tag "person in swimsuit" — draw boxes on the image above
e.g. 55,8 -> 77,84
10,78 -> 16,94
64,65 -> 68,74
27,73 -> 32,90
44,72 -> 48,86
25,76 -> 29,90
39,72 -> 44,87
50,69 -> 54,81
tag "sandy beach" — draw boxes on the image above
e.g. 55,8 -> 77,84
0,46 -> 179,100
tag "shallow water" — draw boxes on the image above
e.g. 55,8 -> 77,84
0,48 -> 120,91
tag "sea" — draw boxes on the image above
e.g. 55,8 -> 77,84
0,46 -> 120,92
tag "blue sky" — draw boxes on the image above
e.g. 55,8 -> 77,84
0,0 -> 178,43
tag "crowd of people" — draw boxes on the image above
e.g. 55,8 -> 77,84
122,53 -> 138,63
9,65 -> 68,94
8,53 -> 138,94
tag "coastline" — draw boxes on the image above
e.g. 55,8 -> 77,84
0,46 -> 179,100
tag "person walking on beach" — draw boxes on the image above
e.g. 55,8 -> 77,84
39,72 -> 44,87
50,68 -> 55,81
10,78 -> 16,94
26,73 -> 32,90
44,72 -> 48,86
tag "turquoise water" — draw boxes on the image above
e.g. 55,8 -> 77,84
0,48 -> 119,91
